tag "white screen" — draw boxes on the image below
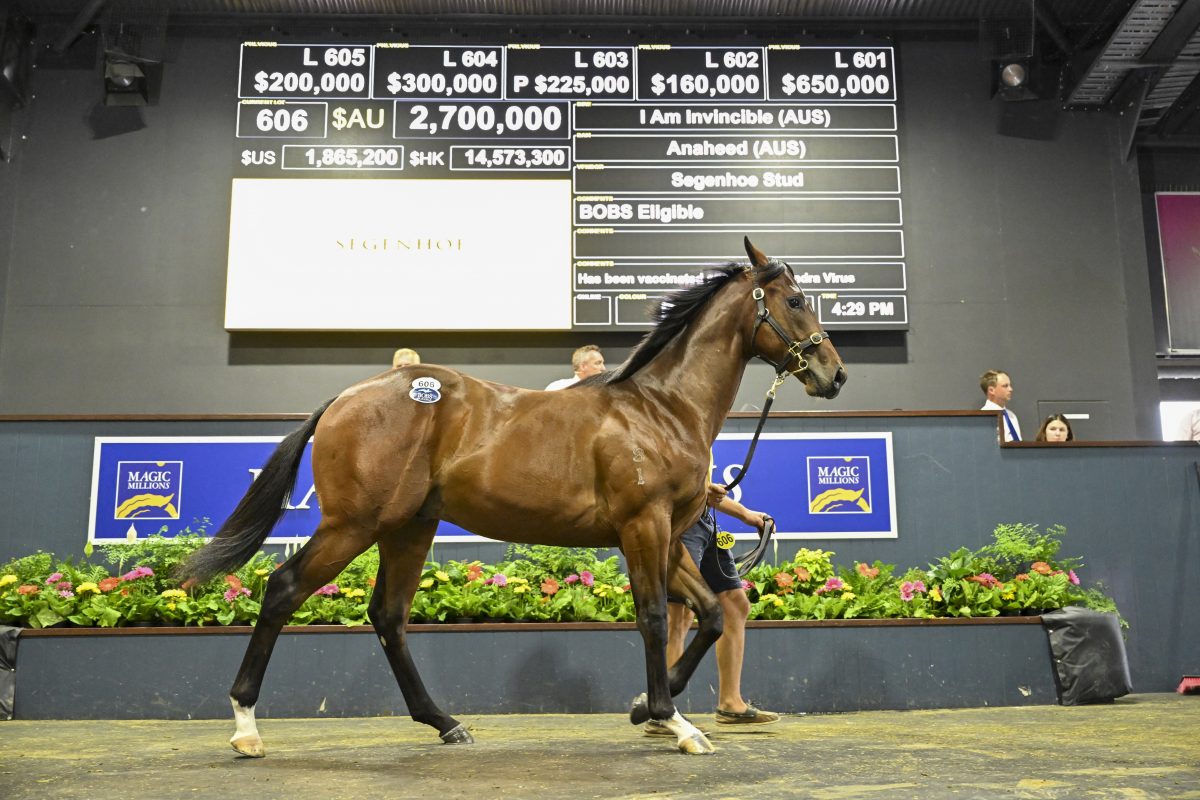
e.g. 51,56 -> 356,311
225,178 -> 572,330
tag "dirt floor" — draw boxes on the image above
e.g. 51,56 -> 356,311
2,693 -> 1198,799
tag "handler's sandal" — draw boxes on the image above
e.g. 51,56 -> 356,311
714,704 -> 780,725
644,718 -> 710,736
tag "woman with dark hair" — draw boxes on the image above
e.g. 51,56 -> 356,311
1035,414 -> 1074,442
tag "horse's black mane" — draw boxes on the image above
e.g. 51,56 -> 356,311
599,260 -> 788,385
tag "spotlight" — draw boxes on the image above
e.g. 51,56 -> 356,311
994,59 -> 1037,102
1000,62 -> 1027,88
103,57 -> 147,105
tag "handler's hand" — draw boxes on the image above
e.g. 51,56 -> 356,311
746,511 -> 770,530
706,482 -> 728,507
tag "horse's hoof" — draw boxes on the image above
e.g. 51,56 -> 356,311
230,735 -> 265,758
677,732 -> 715,755
440,723 -> 474,744
629,692 -> 650,725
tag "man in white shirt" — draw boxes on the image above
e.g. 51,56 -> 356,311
545,345 -> 606,391
980,369 -> 1021,442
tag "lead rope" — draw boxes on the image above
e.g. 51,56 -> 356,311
721,371 -> 786,578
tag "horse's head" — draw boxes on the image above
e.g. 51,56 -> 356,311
743,237 -> 848,399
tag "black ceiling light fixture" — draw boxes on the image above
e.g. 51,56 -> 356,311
102,54 -> 154,105
99,1 -> 167,107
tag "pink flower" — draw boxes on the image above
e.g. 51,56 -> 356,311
58,589 -> 74,598
899,581 -> 926,602
565,574 -> 580,584
46,573 -> 63,584
486,574 -> 508,588
580,571 -> 594,587
224,587 -> 251,603
815,577 -> 844,595
1068,570 -> 1080,586
741,580 -> 753,591
313,584 -> 339,596
121,566 -> 154,581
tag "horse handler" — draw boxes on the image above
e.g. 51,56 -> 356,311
645,480 -> 781,735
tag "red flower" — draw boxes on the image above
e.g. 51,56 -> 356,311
367,577 -> 377,587
98,577 -> 122,592
794,566 -> 811,582
540,577 -> 560,596
17,584 -> 39,595
224,575 -> 244,593
856,562 -> 880,579
466,564 -> 484,582
1015,573 -> 1029,582
1030,562 -> 1053,576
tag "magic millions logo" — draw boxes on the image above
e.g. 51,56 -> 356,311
114,460 -> 182,520
806,456 -> 871,514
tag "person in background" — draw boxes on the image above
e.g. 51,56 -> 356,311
980,369 -> 1021,442
1176,408 -> 1200,442
545,344 -> 605,391
1035,414 -> 1074,442
392,348 -> 421,368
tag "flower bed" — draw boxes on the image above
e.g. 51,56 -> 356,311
0,523 -> 1120,629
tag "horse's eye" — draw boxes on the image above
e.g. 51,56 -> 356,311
787,296 -> 803,309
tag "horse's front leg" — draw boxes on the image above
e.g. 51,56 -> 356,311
624,525 -> 715,755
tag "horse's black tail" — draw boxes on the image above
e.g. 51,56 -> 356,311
176,398 -> 336,585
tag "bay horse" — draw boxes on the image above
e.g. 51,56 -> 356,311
178,238 -> 846,756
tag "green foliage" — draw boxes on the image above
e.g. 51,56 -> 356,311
0,522 -> 1119,629
974,522 -> 1080,579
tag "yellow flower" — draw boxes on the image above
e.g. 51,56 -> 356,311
1002,592 -> 1015,601
255,568 -> 270,576
419,577 -> 434,589
930,586 -> 943,601
167,602 -> 176,610
513,585 -> 530,594
772,598 -> 784,608
77,582 -> 100,594
435,571 -> 450,582
759,593 -> 778,603
348,588 -> 366,598
509,577 -> 529,584
0,574 -> 17,588
841,591 -> 856,601
613,586 -> 625,594
160,589 -> 187,600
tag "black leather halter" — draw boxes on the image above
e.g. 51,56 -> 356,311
749,265 -> 831,382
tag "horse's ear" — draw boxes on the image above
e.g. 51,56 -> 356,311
744,236 -> 769,269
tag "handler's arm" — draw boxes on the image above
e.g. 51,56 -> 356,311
713,493 -> 768,530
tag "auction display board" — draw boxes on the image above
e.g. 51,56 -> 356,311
228,40 -> 906,332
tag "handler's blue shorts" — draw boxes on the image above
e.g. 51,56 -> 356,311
678,512 -> 743,595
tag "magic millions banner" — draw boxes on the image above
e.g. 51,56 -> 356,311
89,432 -> 897,544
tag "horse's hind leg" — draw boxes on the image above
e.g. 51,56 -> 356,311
228,520 -> 374,757
369,519 -> 472,744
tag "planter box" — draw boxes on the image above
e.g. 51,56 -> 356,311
9,618 -> 1057,720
